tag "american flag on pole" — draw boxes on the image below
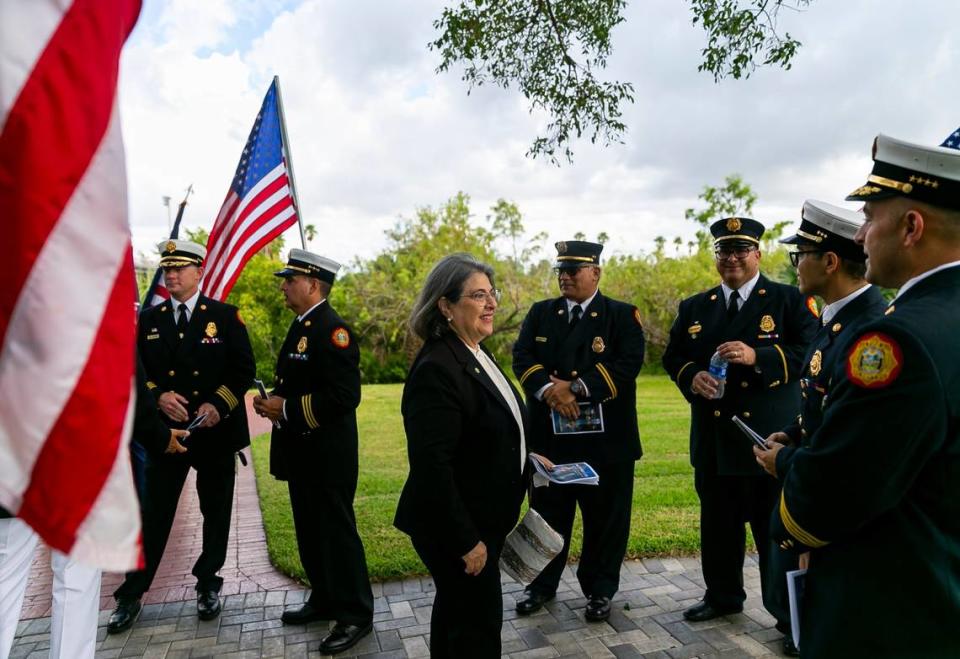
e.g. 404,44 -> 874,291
0,0 -> 143,570
141,195 -> 188,313
201,80 -> 299,301
941,127 -> 960,150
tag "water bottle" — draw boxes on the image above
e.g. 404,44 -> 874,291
708,351 -> 728,399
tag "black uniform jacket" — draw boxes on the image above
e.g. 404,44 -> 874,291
775,285 -> 887,477
773,266 -> 960,658
662,274 -> 818,476
134,357 -> 175,458
269,302 -> 361,484
394,333 -> 529,558
511,291 -> 645,465
138,295 -> 254,458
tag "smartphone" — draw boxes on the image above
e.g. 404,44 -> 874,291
732,415 -> 768,449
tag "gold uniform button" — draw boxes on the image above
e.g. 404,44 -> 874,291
740,381 -> 748,388
713,410 -> 721,418
193,371 -> 199,376
743,412 -> 751,419
168,370 -> 175,376
192,391 -> 199,396
571,371 -> 578,377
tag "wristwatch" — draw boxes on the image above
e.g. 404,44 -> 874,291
569,379 -> 584,396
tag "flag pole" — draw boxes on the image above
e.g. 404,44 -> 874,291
273,75 -> 307,249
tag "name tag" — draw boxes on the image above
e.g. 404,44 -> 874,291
535,336 -> 548,343
146,333 -> 160,340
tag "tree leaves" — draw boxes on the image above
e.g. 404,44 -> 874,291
432,0 -> 812,163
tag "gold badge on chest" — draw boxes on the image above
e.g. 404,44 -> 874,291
688,322 -> 702,339
297,336 -> 308,353
205,322 -> 217,338
592,337 -> 605,353
809,349 -> 822,376
759,315 -> 776,333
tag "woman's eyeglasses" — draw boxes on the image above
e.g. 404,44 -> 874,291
463,288 -> 502,304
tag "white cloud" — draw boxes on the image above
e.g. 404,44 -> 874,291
119,0 -> 960,269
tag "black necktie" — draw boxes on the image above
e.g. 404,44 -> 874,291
177,303 -> 189,338
727,290 -> 740,320
570,304 -> 582,327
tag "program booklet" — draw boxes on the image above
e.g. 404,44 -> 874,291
529,455 -> 599,486
786,568 -> 807,650
551,402 -> 604,435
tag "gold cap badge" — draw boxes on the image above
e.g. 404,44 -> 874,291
556,241 -> 567,254
726,218 -> 742,232
165,241 -> 176,253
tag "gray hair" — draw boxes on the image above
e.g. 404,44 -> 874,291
409,253 -> 496,340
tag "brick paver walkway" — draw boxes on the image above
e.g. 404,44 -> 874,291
12,396 -> 791,657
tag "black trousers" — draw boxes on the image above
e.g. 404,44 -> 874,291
412,536 -> 504,659
694,468 -> 781,617
528,460 -> 635,599
115,451 -> 235,599
288,476 -> 373,626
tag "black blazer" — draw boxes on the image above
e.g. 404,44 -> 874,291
394,333 -> 529,557
662,273 -> 818,475
138,294 -> 255,458
269,302 -> 361,484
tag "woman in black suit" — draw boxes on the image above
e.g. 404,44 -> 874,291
394,253 -> 529,658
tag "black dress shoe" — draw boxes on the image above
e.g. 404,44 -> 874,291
281,602 -> 329,625
197,589 -> 222,621
585,596 -> 611,622
319,621 -> 373,655
782,635 -> 800,657
106,597 -> 141,634
682,599 -> 742,622
515,590 -> 555,615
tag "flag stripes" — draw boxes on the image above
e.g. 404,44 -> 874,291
0,0 -> 143,570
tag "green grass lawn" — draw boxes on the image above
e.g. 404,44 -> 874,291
250,374 -> 702,584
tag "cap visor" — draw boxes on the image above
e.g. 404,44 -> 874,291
273,268 -> 298,278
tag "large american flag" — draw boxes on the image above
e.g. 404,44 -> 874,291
0,0 -> 143,570
201,80 -> 299,301
941,127 -> 960,150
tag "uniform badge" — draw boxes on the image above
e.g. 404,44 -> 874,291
809,349 -> 822,376
726,218 -> 742,232
846,332 -> 903,388
759,315 -> 776,333
165,241 -> 176,253
297,336 -> 308,353
535,336 -> 548,343
688,322 -> 702,336
331,327 -> 351,349
557,308 -> 565,315
205,322 -> 217,338
556,241 -> 567,254
633,308 -> 643,326
592,337 -> 605,353
832,322 -> 842,333
806,296 -> 820,318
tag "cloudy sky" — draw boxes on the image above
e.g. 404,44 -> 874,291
119,0 -> 959,266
